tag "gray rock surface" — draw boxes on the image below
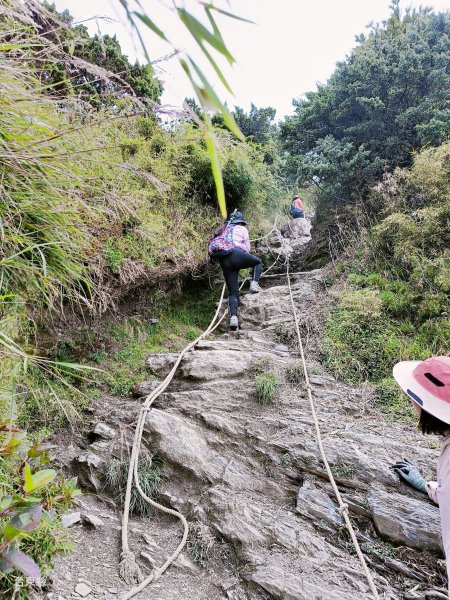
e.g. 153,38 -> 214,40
296,485 -> 343,529
74,583 -> 91,598
368,489 -> 443,551
72,452 -> 106,491
81,514 -> 104,528
131,379 -> 160,397
146,353 -> 179,377
61,511 -> 81,528
180,348 -> 254,380
92,422 -> 116,440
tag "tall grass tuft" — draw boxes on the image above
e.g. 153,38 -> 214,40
254,371 -> 278,405
0,32 -> 98,310
103,457 -> 165,516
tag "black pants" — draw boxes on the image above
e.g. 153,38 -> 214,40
219,249 -> 262,317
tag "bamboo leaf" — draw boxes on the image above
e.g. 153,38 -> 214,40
131,11 -> 168,41
177,8 -> 235,65
187,59 -> 243,140
202,4 -> 255,25
192,37 -> 233,94
204,122 -> 227,219
51,361 -> 101,372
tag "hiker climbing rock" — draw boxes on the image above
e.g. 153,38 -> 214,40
209,210 -> 263,331
290,195 -> 305,219
391,356 -> 450,596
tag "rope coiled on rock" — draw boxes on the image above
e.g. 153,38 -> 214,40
285,259 -> 380,600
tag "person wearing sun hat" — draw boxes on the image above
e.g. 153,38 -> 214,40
391,356 -> 450,595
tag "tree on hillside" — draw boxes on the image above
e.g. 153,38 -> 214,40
32,2 -> 162,106
281,2 -> 450,201
213,103 -> 277,144
233,104 -> 277,143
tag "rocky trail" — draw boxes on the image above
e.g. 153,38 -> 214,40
44,218 -> 446,600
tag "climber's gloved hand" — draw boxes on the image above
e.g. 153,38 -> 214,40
391,458 -> 427,493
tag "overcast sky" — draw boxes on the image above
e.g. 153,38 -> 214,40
52,0 -> 450,120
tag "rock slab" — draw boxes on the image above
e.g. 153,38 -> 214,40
368,488 -> 443,552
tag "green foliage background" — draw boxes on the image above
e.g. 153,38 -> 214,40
281,2 -> 450,203
321,142 -> 450,417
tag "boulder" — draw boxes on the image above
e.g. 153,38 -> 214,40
368,489 -> 443,552
250,556 -> 372,600
61,511 -> 81,528
131,380 -> 160,397
296,485 -> 343,529
282,218 -> 312,241
144,409 -> 226,481
81,514 -> 104,528
146,353 -> 179,377
180,349 -> 253,381
274,343 -> 289,353
72,452 -> 106,491
74,583 -> 91,598
91,423 -> 116,440
238,280 -> 315,328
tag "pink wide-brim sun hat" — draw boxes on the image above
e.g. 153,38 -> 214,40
393,356 -> 450,425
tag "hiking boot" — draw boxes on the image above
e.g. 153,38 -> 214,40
250,281 -> 263,293
229,315 -> 239,331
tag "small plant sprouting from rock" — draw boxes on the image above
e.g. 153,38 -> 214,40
187,536 -> 206,567
302,454 -> 316,469
331,459 -> 356,480
281,453 -> 293,468
251,355 -> 273,375
186,523 -> 215,567
361,539 -> 397,560
254,371 -> 278,405
274,323 -> 295,345
103,456 -> 164,516
286,362 -> 304,384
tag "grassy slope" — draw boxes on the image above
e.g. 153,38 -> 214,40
321,142 -> 450,419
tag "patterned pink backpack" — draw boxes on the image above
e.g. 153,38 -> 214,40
208,223 -> 235,259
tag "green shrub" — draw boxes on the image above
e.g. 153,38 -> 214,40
104,239 -> 125,273
322,142 -> 450,425
286,362 -> 304,384
0,418 -> 79,597
254,371 -> 278,405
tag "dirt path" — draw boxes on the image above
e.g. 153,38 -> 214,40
45,220 -> 446,600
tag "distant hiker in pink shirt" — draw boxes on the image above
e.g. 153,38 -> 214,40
391,356 -> 450,596
290,195 -> 305,219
